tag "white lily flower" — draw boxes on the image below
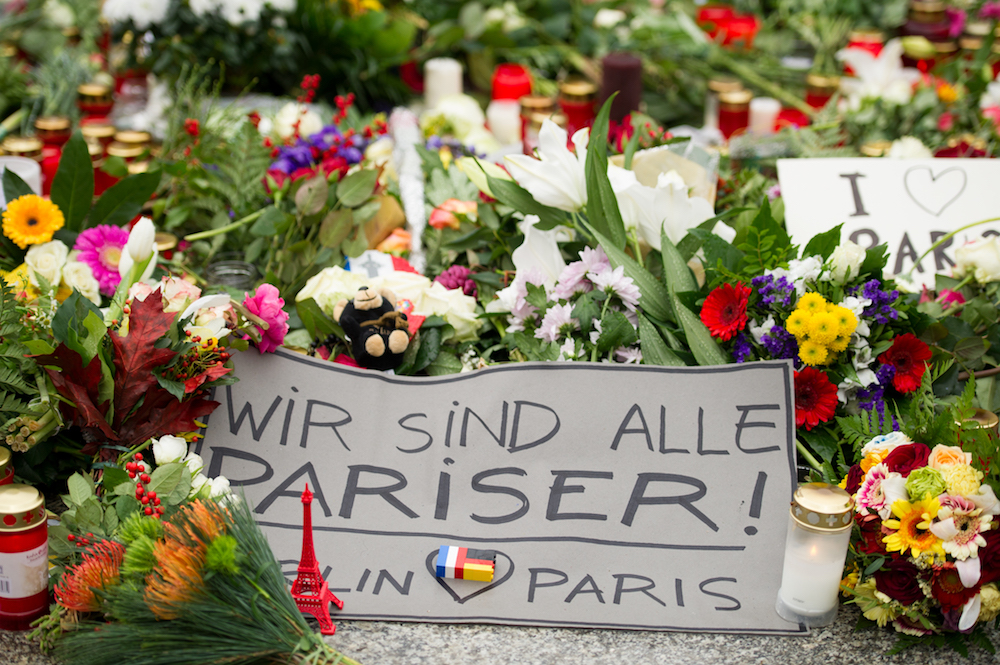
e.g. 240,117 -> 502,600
505,120 -> 589,212
511,215 -> 567,289
608,167 -> 714,251
836,39 -> 920,107
180,294 -> 231,322
959,594 -> 981,632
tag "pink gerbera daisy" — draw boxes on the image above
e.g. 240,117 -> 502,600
74,225 -> 129,296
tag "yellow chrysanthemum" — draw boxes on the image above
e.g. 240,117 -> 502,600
860,449 -> 891,473
840,564 -> 859,596
883,494 -> 944,559
786,310 -> 810,338
937,83 -> 958,104
830,306 -> 856,336
807,312 -> 839,345
799,340 -> 829,366
941,464 -> 983,497
796,292 -> 827,315
829,334 -> 851,353
2,195 -> 64,249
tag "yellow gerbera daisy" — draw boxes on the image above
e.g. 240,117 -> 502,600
799,340 -> 829,366
807,312 -> 839,345
786,310 -> 810,338
883,494 -> 945,559
2,195 -> 64,249
796,292 -> 827,315
831,306 -> 858,337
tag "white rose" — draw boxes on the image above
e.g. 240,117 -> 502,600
860,431 -> 913,457
296,266 -> 368,309
184,452 -> 205,475
955,236 -> 1000,283
25,240 -> 68,289
417,283 -> 482,342
189,473 -> 210,498
274,102 -> 323,140
61,261 -> 102,305
210,476 -> 232,497
593,8 -> 626,28
887,136 -> 932,159
828,240 -> 866,283
152,435 -> 189,465
423,94 -> 486,140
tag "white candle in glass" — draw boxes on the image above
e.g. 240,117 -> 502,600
424,58 -> 463,111
487,100 -> 522,145
749,97 -> 781,136
0,157 -> 42,208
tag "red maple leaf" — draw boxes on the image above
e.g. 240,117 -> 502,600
110,291 -> 177,428
35,345 -> 115,442
115,387 -> 219,450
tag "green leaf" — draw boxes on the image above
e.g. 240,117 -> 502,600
89,171 -> 161,228
113,481 -> 135,497
670,290 -> 729,366
165,471 -> 192,506
858,244 -> 889,278
582,219 -> 673,323
249,207 -> 286,237
485,176 -> 566,229
414,327 -> 441,373
102,466 -> 130,492
584,95 -> 627,250
342,226 -> 368,258
802,224 -> 843,261
67,472 -> 93,505
863,557 -> 885,577
426,351 -> 464,376
103,505 -> 120,533
955,337 -> 988,362
524,282 -> 549,310
147,463 -> 185,497
637,312 -> 685,366
76,498 -> 103,531
1,167 -> 35,204
571,290 -> 603,335
597,309 -> 638,353
336,169 -> 378,208
319,209 -> 355,248
50,131 -> 95,231
623,125 -> 641,170
660,229 -> 696,293
295,175 -> 329,216
296,298 -> 343,341
23,339 -> 56,355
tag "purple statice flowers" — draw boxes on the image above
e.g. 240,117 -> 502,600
751,273 -> 794,309
269,124 -> 365,175
852,279 -> 900,325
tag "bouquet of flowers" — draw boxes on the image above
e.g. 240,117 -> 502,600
840,420 -> 1000,649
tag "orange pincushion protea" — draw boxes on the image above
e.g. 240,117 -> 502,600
55,541 -> 126,612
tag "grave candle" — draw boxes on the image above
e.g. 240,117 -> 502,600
0,484 -> 49,631
775,483 -> 853,627
0,155 -> 42,208
0,448 -> 12,485
424,58 -> 463,111
487,100 -> 522,146
749,97 -> 781,135
601,53 -> 642,122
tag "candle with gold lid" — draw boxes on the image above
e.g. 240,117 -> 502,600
0,448 -> 12,485
1,136 -> 43,162
78,82 -> 114,120
860,139 -> 892,157
775,483 -> 853,627
705,76 -> 743,130
34,116 -> 72,147
718,88 -> 753,139
106,141 -> 146,161
0,484 -> 49,630
113,129 -> 152,147
81,122 -> 117,147
805,73 -> 840,109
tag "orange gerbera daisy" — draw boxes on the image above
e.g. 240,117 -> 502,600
1,195 -> 64,249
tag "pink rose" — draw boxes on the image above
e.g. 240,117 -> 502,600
243,283 -> 289,353
429,198 -> 477,230
128,282 -> 155,302
160,276 -> 202,313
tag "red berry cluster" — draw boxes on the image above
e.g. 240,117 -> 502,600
184,118 -> 201,138
66,532 -> 97,548
298,74 -> 321,104
247,110 -> 261,128
361,116 -> 388,139
125,453 -> 164,519
333,93 -> 355,125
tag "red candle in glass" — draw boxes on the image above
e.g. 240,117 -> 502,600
696,5 -> 735,39
77,83 -> 115,121
718,89 -> 752,139
559,79 -> 597,136
900,0 -> 950,44
0,484 -> 49,631
805,73 -> 840,109
843,29 -> 884,75
492,64 -> 533,101
723,15 -> 759,50
0,449 -> 12,486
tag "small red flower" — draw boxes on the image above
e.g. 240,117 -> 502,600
184,118 -> 200,137
879,333 -> 932,393
247,111 -> 261,128
930,563 -> 980,611
55,541 -> 126,612
699,282 -> 751,341
794,366 -> 838,430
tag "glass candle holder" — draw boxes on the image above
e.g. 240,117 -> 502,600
205,258 -> 258,290
492,64 -> 532,101
0,484 -> 49,631
424,58 -> 463,111
749,97 -> 781,135
844,28 -> 885,75
718,89 -> 753,139
901,0 -> 950,44
705,76 -> 743,130
559,78 -> 597,137
775,483 -> 853,627
805,73 -> 840,109
0,448 -> 12,485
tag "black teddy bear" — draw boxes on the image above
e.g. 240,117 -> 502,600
333,286 -> 410,371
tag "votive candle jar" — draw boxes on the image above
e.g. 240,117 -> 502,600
775,483 -> 853,627
0,484 -> 49,631
0,448 -> 12,485
718,89 -> 753,139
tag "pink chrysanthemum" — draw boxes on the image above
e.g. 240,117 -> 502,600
74,225 -> 129,296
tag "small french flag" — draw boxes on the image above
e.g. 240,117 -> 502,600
435,546 -> 496,582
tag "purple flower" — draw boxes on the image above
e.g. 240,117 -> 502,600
614,347 -> 643,364
856,364 -> 899,430
591,265 -> 641,311
555,246 -> 611,300
852,279 -> 899,324
946,7 -> 967,39
435,265 -> 478,297
982,1 -> 1000,20
766,183 -> 781,201
751,274 -> 794,308
536,303 -> 579,343
761,325 -> 799,362
732,332 -> 753,363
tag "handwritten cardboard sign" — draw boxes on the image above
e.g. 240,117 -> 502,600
777,158 -> 1000,287
196,350 -> 804,634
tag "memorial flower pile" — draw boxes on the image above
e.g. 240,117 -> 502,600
841,429 -> 1000,642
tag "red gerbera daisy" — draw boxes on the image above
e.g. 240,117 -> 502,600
930,563 -> 980,611
699,282 -> 751,341
879,333 -> 932,393
794,366 -> 838,430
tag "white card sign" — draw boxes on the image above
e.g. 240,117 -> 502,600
196,350 -> 804,634
778,158 -> 1000,287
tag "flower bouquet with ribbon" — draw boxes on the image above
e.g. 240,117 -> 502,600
837,380 -> 1000,652
49,497 -> 358,665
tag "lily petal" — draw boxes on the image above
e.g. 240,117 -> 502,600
959,594 -> 981,631
955,556 -> 982,588
929,517 -> 960,541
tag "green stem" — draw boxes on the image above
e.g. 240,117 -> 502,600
591,294 -> 612,362
185,208 -> 267,242
118,438 -> 154,466
909,216 -> 1000,278
796,439 -> 824,474
629,229 -> 644,268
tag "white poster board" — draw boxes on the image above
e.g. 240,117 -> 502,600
197,350 -> 804,634
778,158 -> 1000,287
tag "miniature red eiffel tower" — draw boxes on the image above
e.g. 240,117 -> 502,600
291,483 -> 343,635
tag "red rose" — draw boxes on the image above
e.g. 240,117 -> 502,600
874,558 -> 926,605
882,443 -> 930,477
857,515 -> 887,555
979,527 -> 1000,585
844,464 -> 864,496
